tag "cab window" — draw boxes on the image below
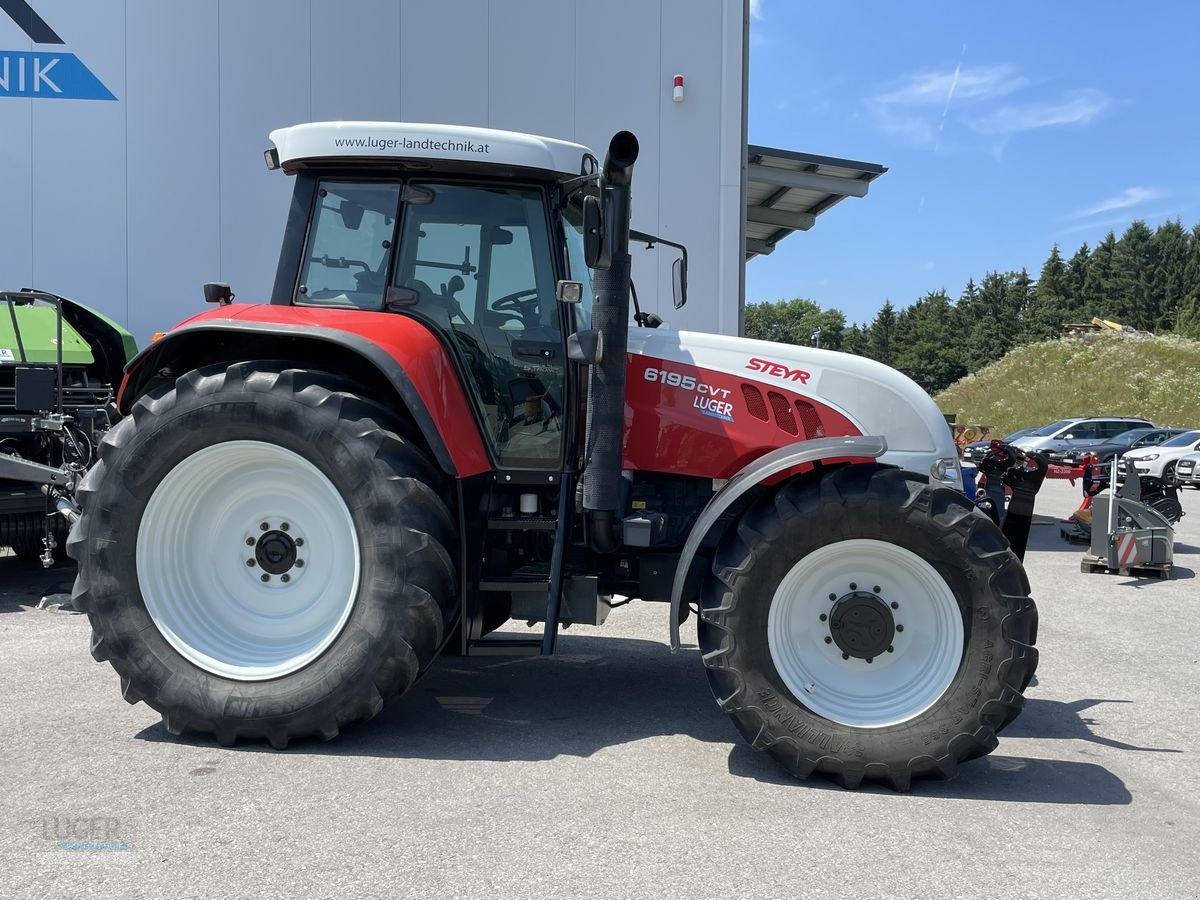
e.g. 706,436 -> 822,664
296,181 -> 401,309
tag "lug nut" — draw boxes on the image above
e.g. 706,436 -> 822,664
824,636 -> 833,644
842,653 -> 850,660
891,601 -> 899,609
828,593 -> 836,601
281,574 -> 290,583
887,646 -> 894,653
260,574 -> 270,583
819,613 -> 828,622
281,522 -> 290,532
873,585 -> 881,594
866,657 -> 873,664
260,522 -> 269,531
246,559 -> 256,567
896,624 -> 904,632
296,559 -> 304,568
295,538 -> 304,547
246,538 -> 255,546
849,582 -> 857,590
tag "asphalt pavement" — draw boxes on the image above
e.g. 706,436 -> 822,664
1,479 -> 1198,899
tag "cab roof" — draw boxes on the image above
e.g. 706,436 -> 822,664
268,121 -> 595,178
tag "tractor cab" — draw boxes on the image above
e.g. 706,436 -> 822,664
265,123 -> 603,471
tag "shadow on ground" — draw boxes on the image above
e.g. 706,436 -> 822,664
137,632 -> 1137,803
0,556 -> 74,613
726,745 -> 1132,804
1005,697 -> 1182,753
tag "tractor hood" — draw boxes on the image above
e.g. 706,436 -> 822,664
623,328 -> 961,488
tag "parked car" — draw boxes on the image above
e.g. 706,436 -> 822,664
1119,430 -> 1200,483
1175,451 -> 1200,488
1011,416 -> 1156,457
962,426 -> 1040,463
1057,427 -> 1192,478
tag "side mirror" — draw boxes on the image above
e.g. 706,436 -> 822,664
583,195 -> 607,270
203,282 -> 234,306
339,199 -> 364,230
672,257 -> 687,309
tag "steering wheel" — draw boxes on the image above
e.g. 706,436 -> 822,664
491,288 -> 539,314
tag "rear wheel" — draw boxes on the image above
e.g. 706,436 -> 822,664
699,465 -> 1037,790
69,363 -> 457,747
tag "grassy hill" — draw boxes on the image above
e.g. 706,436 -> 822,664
934,332 -> 1200,435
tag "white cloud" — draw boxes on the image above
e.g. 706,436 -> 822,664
868,64 -> 1111,151
874,65 -> 1028,108
1071,187 -> 1167,219
868,64 -> 1029,149
966,88 -> 1111,136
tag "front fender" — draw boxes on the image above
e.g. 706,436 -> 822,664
669,435 -> 887,651
120,308 -> 490,478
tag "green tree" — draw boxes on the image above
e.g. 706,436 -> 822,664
1022,246 -> 1070,341
1178,224 -> 1200,338
1111,220 -> 1157,329
867,301 -> 897,365
892,290 -> 966,392
842,323 -> 870,357
743,297 -> 846,349
1082,232 -> 1118,318
1065,242 -> 1091,316
1150,219 -> 1191,331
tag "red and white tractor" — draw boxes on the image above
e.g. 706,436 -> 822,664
70,122 -> 1037,789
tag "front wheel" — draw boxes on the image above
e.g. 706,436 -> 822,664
69,363 -> 457,748
699,465 -> 1037,790
1162,462 -> 1177,484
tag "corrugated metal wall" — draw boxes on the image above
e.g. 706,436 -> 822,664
0,0 -> 745,343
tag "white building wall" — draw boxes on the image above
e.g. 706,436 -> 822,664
1,0 -> 746,343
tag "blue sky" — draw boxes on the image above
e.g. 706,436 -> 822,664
744,1 -> 1200,325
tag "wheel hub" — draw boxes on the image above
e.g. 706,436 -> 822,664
829,591 -> 894,660
255,529 -> 298,575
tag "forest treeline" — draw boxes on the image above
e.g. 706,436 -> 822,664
745,219 -> 1200,393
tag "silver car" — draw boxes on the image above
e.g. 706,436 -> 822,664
1174,451 -> 1200,488
1012,416 -> 1155,457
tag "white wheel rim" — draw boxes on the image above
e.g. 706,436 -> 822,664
767,539 -> 964,728
137,440 -> 360,681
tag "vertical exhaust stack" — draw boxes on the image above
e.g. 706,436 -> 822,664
583,131 -> 639,552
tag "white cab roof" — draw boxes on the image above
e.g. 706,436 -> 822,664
269,121 -> 593,176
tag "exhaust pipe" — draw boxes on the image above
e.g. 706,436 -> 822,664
583,131 -> 639,553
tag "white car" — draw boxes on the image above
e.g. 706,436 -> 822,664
1175,451 -> 1200,488
1119,430 -> 1200,483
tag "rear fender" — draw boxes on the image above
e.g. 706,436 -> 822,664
119,318 -> 490,478
669,435 -> 887,650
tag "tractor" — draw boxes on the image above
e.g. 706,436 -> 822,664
70,122 -> 1037,790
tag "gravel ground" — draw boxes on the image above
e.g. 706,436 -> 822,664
1,479 -> 1197,899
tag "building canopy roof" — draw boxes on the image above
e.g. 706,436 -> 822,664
745,145 -> 887,260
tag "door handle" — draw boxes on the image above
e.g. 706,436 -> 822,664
512,340 -> 559,361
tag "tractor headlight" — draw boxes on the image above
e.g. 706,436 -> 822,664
931,457 -> 960,490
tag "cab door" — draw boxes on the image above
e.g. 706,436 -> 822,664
391,182 -> 565,470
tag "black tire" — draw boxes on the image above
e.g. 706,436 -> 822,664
1162,462 -> 1177,485
698,464 -> 1037,791
69,363 -> 457,748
